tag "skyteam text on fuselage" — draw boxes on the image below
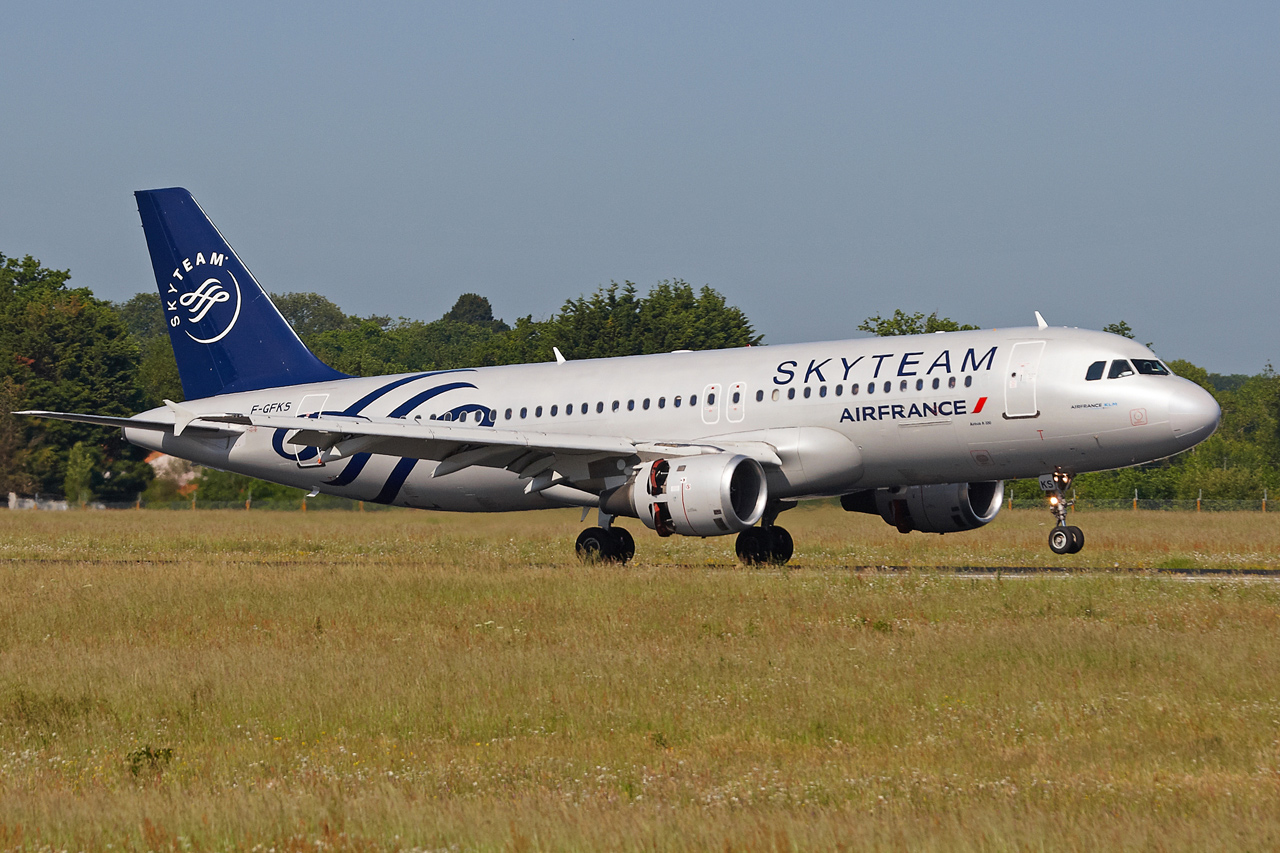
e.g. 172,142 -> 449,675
20,188 -> 1222,562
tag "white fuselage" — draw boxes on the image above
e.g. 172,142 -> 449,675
125,326 -> 1219,511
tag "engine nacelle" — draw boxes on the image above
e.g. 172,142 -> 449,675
841,481 -> 1004,534
601,454 -> 769,537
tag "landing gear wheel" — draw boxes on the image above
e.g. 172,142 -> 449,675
1066,525 -> 1084,554
736,527 -> 794,565
610,527 -> 636,563
1048,527 -> 1073,555
735,528 -> 769,565
767,526 -> 793,565
576,527 -> 616,562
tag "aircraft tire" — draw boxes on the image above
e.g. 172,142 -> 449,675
1066,525 -> 1085,554
1048,527 -> 1073,555
735,528 -> 769,565
767,526 -> 794,565
576,527 -> 617,563
610,527 -> 636,563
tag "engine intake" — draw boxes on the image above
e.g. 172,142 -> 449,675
841,481 -> 1004,534
602,453 -> 769,537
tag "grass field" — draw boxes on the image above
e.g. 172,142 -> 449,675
1,506 -> 1279,851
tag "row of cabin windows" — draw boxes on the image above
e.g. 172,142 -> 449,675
502,393 -> 709,422
755,375 -> 972,402
431,376 -> 977,424
1085,358 -> 1171,381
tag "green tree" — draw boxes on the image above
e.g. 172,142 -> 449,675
859,310 -> 978,336
63,441 -> 100,507
113,292 -> 168,342
443,293 -> 509,331
273,291 -> 353,338
1,253 -> 151,498
1102,320 -> 1135,339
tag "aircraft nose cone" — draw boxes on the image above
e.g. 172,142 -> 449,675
1169,382 -> 1220,447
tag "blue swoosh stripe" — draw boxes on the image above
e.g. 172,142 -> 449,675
373,457 -> 418,504
389,382 -> 476,418
324,452 -> 373,486
342,370 -> 470,415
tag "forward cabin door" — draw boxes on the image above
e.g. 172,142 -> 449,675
1003,341 -> 1044,419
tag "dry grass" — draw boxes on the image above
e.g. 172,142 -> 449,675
1,506 -> 1278,851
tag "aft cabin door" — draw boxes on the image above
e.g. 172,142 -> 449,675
290,394 -> 329,467
1003,341 -> 1044,419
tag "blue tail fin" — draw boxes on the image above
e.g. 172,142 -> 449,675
135,188 -> 348,400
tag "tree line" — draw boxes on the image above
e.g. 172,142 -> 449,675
2,252 -> 1276,504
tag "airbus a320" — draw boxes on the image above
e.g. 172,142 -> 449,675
21,189 -> 1221,563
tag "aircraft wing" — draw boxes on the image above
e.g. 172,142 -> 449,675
235,411 -> 783,492
17,409 -> 782,494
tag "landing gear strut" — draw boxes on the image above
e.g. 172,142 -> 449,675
735,500 -> 797,566
1044,469 -> 1084,555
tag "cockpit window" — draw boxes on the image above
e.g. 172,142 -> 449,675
1132,358 -> 1170,376
1086,361 -> 1105,381
1108,359 -> 1135,379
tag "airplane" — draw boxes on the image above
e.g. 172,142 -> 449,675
20,188 -> 1221,563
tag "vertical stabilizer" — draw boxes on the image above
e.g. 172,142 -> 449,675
135,188 -> 347,400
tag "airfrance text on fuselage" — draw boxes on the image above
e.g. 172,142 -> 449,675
771,346 -> 998,386
840,398 -> 986,423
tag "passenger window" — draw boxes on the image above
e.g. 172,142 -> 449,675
550,405 -> 558,417
535,406 -> 543,417
504,408 -> 512,420
787,388 -> 796,400
459,412 -> 467,422
1108,359 -> 1135,379
866,382 -> 874,395
733,391 -> 742,404
900,380 -> 907,392
627,400 -> 635,411
771,389 -> 780,401
643,398 -> 650,410
596,402 -> 604,413
755,390 -> 763,402
851,383 -> 860,395
707,393 -> 715,405
520,407 -> 527,419
674,396 -> 682,408
660,397 -> 667,408
1133,359 -> 1170,376
819,386 -> 827,398
612,401 -> 620,411
565,404 -> 572,416
690,395 -> 698,406
883,381 -> 891,393
948,377 -> 956,389
932,377 -> 940,390
915,379 -> 923,391
835,384 -> 843,396
1085,360 -> 1106,381
964,375 -> 972,387
581,403 -> 588,414
803,387 -> 811,399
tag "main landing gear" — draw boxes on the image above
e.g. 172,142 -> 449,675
575,524 -> 635,564
735,500 -> 797,566
1044,469 -> 1085,555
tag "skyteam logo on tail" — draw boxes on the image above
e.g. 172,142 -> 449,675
164,251 -> 242,344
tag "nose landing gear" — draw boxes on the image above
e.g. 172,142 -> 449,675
1044,469 -> 1084,555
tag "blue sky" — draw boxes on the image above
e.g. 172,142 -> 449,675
2,1 -> 1276,373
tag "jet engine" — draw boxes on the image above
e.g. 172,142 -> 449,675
601,454 -> 769,537
840,481 -> 1004,534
